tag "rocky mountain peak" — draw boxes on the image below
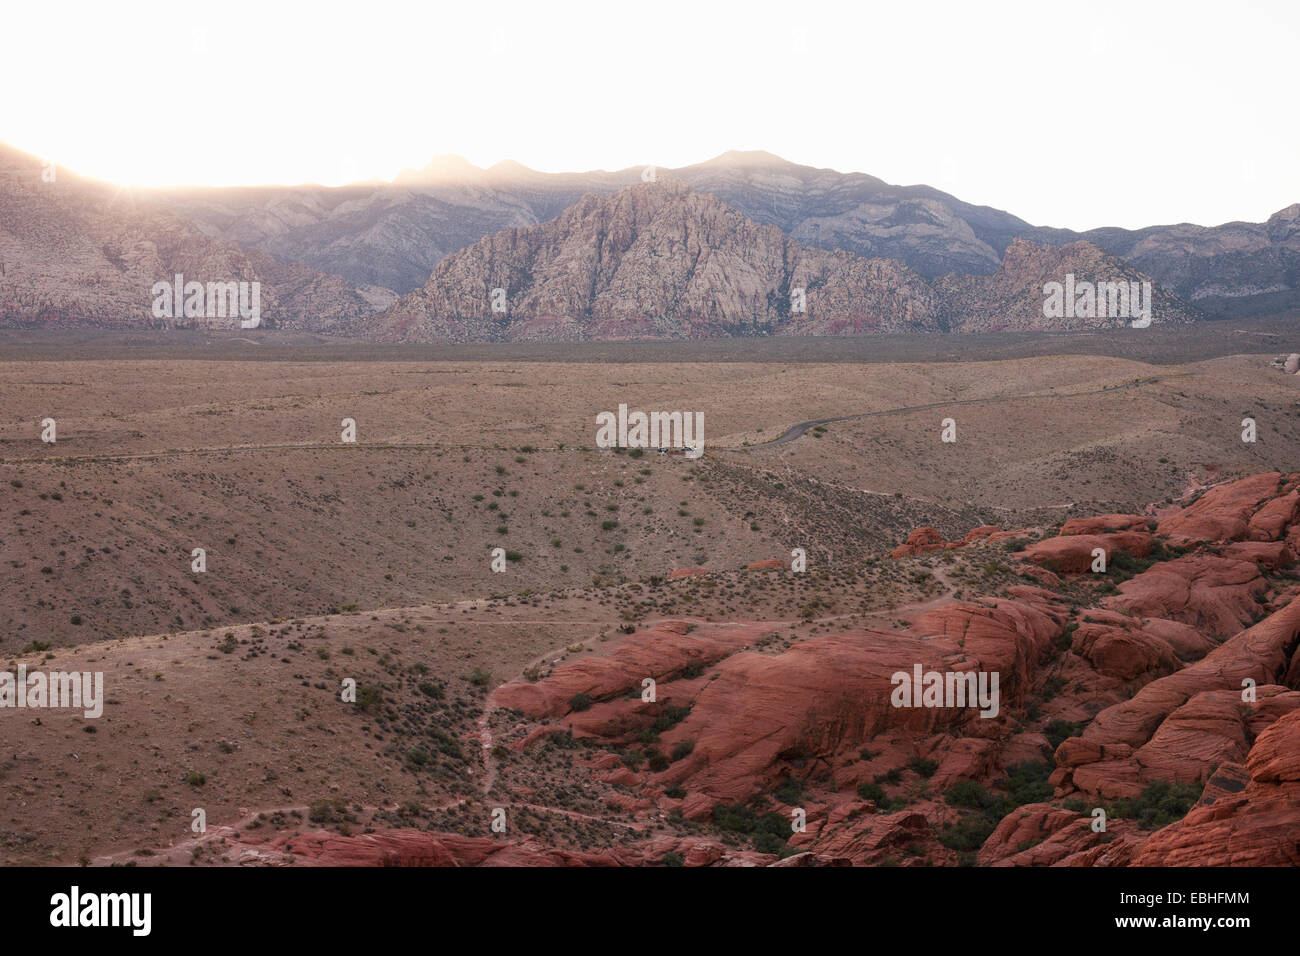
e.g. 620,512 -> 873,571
363,180 -> 942,342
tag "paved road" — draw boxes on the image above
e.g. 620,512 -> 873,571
734,373 -> 1192,449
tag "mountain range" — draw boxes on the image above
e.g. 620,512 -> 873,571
0,143 -> 1294,337
365,180 -> 1196,342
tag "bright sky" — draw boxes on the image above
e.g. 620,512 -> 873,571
3,0 -> 1296,230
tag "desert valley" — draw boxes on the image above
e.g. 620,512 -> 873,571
2,329 -> 1299,869
1,75 -> 1298,880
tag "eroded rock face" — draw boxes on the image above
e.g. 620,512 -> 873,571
1102,554 -> 1270,639
934,239 -> 1198,332
368,180 -> 944,343
1132,711 -> 1300,866
1054,592 -> 1300,800
363,180 -> 1203,343
1157,472 -> 1285,545
1059,514 -> 1154,535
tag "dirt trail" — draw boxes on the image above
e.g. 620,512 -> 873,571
85,567 -> 968,864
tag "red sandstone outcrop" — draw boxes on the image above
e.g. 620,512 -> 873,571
1103,554 -> 1268,639
1056,596 -> 1300,800
1157,472 -> 1284,544
492,620 -> 770,720
1016,531 -> 1154,574
1132,711 -> 1300,865
1059,514 -> 1154,535
667,567 -> 711,579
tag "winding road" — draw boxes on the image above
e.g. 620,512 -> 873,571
731,373 -> 1193,449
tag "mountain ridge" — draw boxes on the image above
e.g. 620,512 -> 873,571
359,179 -> 1195,342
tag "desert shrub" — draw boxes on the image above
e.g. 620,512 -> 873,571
908,757 -> 938,778
1044,719 -> 1081,750
944,780 -> 1000,812
773,776 -> 803,805
856,782 -> 899,810
937,815 -> 998,851
652,705 -> 691,733
1110,781 -> 1201,829
999,761 -> 1054,806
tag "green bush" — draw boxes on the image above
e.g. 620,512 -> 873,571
1110,781 -> 1201,830
937,816 -> 998,851
773,776 -> 803,805
856,782 -> 899,810
908,757 -> 939,778
1044,719 -> 1080,749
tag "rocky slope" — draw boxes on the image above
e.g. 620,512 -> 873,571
1078,203 -> 1300,318
363,181 -> 1189,342
938,238 -> 1200,332
0,145 -> 375,331
365,180 -> 944,342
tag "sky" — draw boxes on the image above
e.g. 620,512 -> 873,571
2,0 -> 1296,230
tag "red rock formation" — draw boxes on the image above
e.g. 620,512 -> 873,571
1060,514 -> 1154,535
1056,596 -> 1300,801
667,567 -> 710,579
1017,531 -> 1154,574
889,527 -> 947,558
1103,554 -> 1268,639
1133,711 -> 1300,865
492,620 -> 769,720
207,470 -> 1300,868
1157,472 -> 1283,544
